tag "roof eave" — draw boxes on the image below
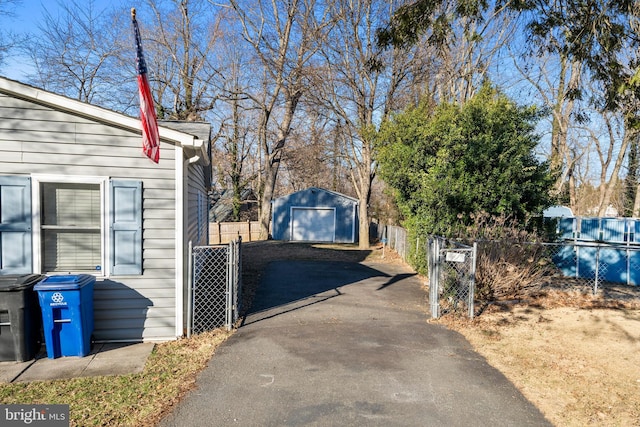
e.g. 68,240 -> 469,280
0,76 -> 198,147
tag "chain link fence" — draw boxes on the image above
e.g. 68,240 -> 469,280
378,222 -> 640,320
381,225 -> 408,260
543,241 -> 640,293
187,239 -> 242,336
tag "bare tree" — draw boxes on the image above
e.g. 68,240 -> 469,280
0,0 -> 21,68
229,0 -> 333,239
511,48 -> 584,209
428,1 -> 517,105
594,112 -> 631,216
279,107 -> 344,194
142,0 -> 224,120
22,0 -> 123,107
312,0 -> 518,247
310,0 -> 422,248
211,45 -> 260,220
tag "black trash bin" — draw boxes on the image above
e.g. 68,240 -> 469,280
0,274 -> 46,362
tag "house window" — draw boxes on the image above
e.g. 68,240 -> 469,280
40,182 -> 103,273
0,175 -> 142,276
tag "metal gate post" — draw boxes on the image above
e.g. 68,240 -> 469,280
468,242 -> 477,319
231,239 -> 238,325
429,238 -> 440,319
226,242 -> 233,331
187,241 -> 193,338
235,237 -> 242,319
594,245 -> 600,295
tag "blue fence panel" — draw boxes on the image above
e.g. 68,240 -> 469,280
634,220 -> 640,244
628,250 -> 640,286
558,218 -> 575,240
576,246 -> 598,279
580,218 -> 601,241
601,219 -> 626,243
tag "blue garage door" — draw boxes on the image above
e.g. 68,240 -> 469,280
291,207 -> 336,242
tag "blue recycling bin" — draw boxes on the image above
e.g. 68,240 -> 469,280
34,274 -> 95,358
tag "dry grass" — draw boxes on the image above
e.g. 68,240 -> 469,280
437,288 -> 640,427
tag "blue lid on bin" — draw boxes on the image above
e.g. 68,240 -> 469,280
34,274 -> 96,291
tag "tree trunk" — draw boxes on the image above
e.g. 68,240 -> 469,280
257,91 -> 300,239
598,130 -> 630,216
633,182 -> 640,217
626,135 -> 640,216
350,147 -> 374,250
258,164 -> 278,239
568,166 -> 577,214
358,194 -> 370,248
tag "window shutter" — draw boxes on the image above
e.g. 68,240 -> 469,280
0,176 -> 32,274
110,180 -> 142,275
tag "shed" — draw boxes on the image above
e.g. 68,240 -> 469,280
0,76 -> 210,342
271,187 -> 359,243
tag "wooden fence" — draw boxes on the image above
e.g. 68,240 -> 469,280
209,221 -> 263,244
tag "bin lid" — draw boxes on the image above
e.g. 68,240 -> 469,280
34,274 -> 96,291
0,274 -> 47,292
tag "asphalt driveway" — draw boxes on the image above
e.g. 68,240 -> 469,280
160,260 -> 551,426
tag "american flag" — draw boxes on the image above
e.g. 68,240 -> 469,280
132,8 -> 160,163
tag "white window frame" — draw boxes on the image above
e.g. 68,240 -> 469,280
31,174 -> 110,277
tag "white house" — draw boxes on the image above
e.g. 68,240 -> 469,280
0,76 -> 210,342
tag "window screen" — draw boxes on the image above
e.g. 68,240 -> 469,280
41,183 -> 102,272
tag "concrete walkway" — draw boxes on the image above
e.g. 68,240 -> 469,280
160,260 -> 551,427
0,342 -> 154,383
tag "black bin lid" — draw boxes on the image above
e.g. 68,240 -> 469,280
0,274 -> 47,292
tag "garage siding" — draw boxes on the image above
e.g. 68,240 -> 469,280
272,188 -> 358,243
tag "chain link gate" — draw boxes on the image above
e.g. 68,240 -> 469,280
428,237 -> 477,319
187,239 -> 242,336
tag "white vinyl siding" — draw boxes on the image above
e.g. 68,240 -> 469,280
0,92 -> 179,341
184,162 -> 209,333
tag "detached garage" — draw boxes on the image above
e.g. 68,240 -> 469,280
271,187 -> 359,243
